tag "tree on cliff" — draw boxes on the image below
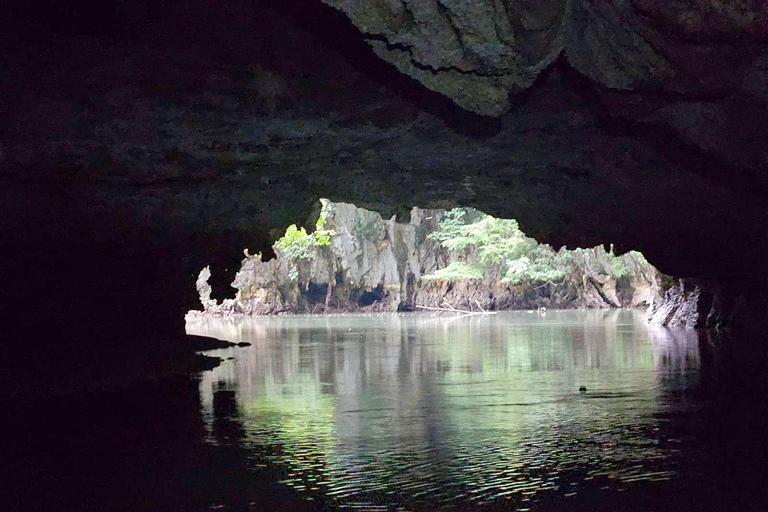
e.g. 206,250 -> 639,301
423,208 -> 569,284
274,201 -> 336,311
313,202 -> 337,312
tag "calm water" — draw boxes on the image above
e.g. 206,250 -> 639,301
187,310 -> 712,511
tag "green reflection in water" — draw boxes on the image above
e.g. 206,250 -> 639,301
190,310 -> 699,509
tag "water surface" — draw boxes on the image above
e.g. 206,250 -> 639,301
187,310 -> 707,511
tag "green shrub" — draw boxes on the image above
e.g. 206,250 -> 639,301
422,262 -> 484,282
274,202 -> 336,281
503,250 -> 569,284
275,224 -> 315,260
426,208 -> 566,284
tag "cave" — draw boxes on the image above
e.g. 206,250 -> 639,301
305,281 -> 330,305
2,0 -> 767,510
358,284 -> 385,307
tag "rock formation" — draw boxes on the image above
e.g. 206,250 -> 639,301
195,266 -> 218,311
187,200 -> 662,318
647,279 -> 752,330
647,280 -> 701,329
319,0 -> 674,116
318,0 -> 768,185
3,0 -> 765,373
319,0 -> 766,119
4,1 -> 764,294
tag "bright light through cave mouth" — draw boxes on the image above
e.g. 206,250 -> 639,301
184,200 -> 711,512
187,199 -> 682,326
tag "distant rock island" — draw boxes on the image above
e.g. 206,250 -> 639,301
188,200 -> 665,319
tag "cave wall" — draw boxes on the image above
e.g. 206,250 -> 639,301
318,0 -> 768,170
0,0 -> 766,372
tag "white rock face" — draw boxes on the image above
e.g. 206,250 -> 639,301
647,281 -> 701,329
228,200 -> 447,313
189,200 -> 662,316
195,266 -> 217,311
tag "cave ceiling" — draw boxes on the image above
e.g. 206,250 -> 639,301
0,0 -> 766,281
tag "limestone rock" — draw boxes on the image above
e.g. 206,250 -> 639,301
188,200 -> 662,316
195,266 -> 218,312
647,281 -> 700,329
645,278 -> 756,329
317,0 -> 767,182
320,0 -> 676,115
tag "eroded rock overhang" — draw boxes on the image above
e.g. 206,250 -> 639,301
320,0 -> 766,115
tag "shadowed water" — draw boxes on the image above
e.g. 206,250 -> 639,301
187,310 -> 705,511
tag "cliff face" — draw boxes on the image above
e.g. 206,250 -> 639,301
189,200 -> 661,317
416,247 -> 659,313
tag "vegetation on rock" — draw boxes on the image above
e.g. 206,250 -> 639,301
423,208 -> 651,289
421,261 -> 485,283
189,201 -> 662,318
424,209 -> 567,284
274,203 -> 336,281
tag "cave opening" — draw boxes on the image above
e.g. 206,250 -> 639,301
2,1 -> 767,511
189,200 -> 694,326
358,285 -> 385,307
305,281 -> 330,305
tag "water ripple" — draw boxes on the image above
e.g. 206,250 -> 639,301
193,311 -> 701,510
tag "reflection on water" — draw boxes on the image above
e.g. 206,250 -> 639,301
188,310 -> 701,510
